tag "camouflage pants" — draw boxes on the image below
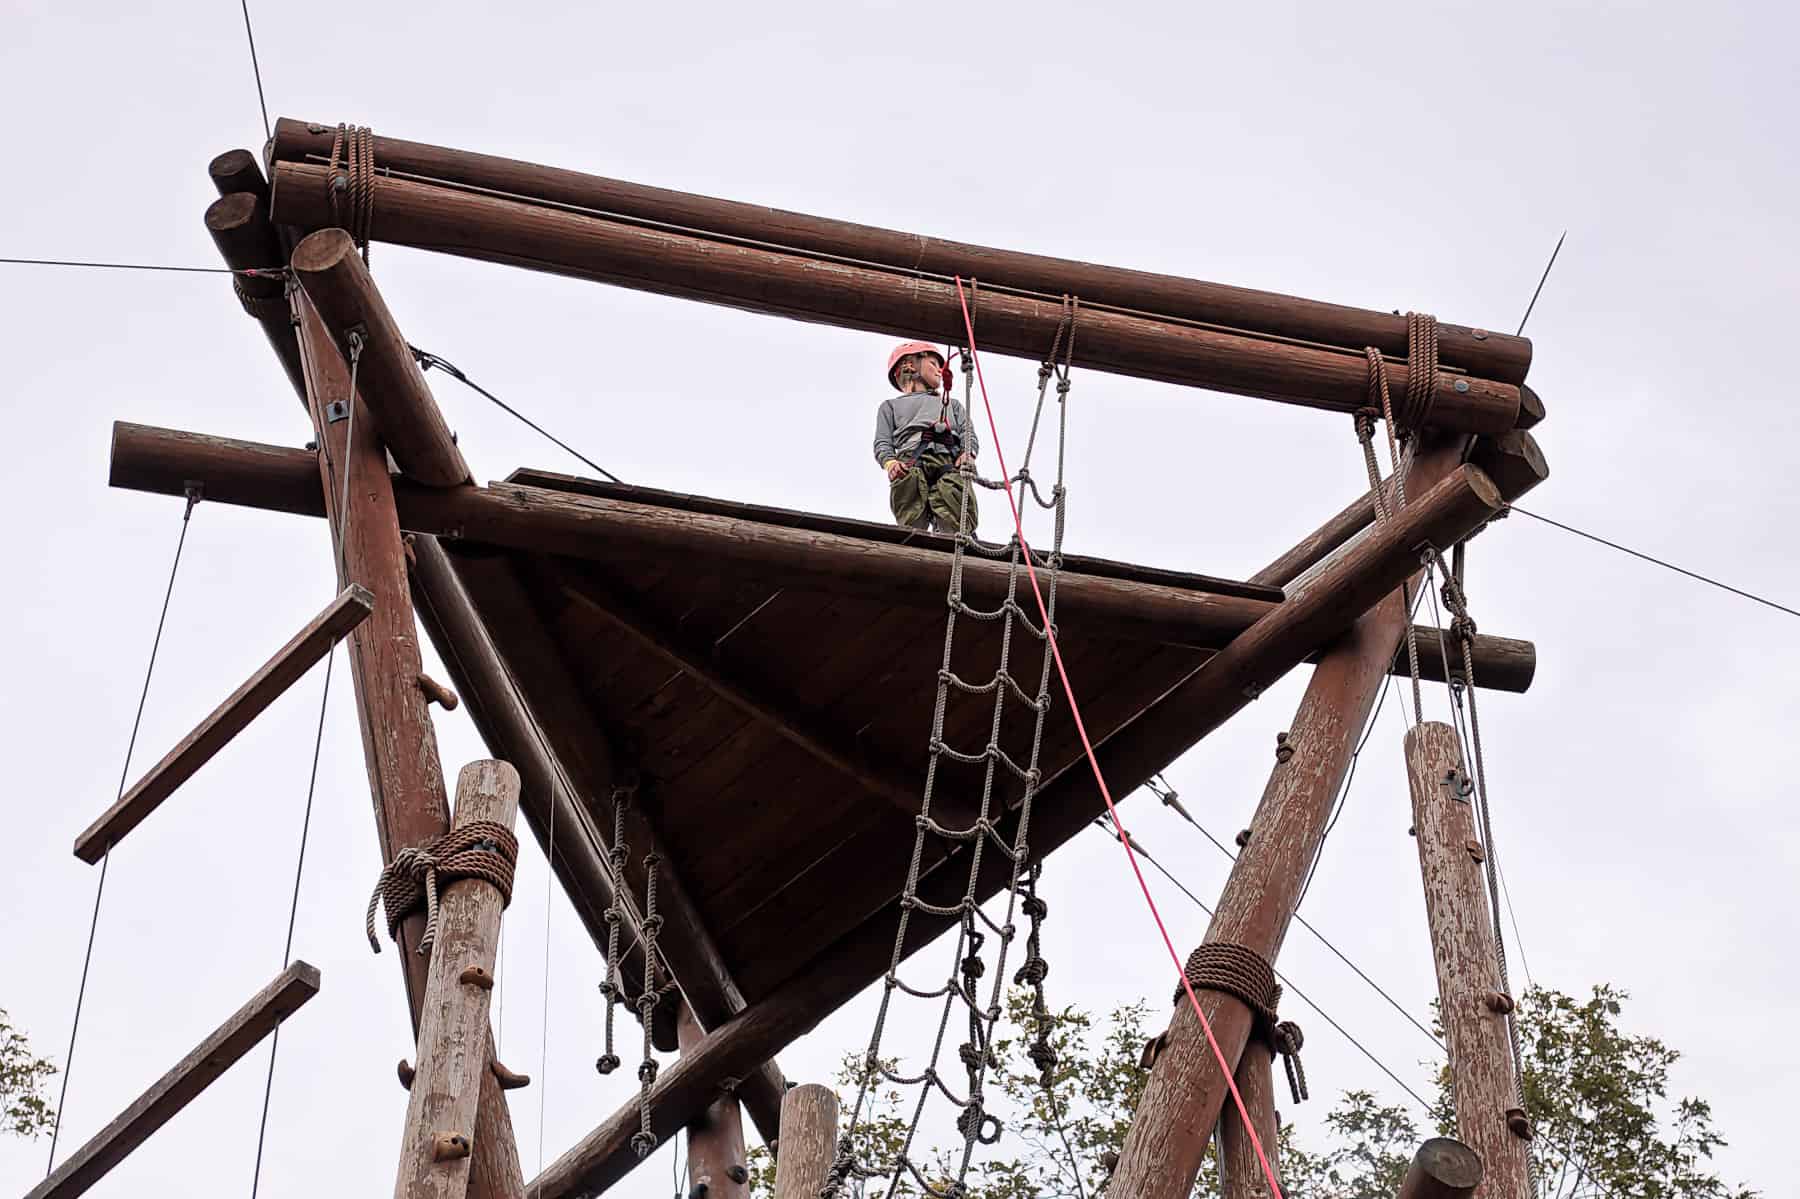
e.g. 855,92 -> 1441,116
889,453 -> 978,535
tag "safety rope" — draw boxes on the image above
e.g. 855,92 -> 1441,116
364,820 -> 520,956
825,296 -> 1077,1199
327,123 -> 377,264
1177,944 -> 1308,1106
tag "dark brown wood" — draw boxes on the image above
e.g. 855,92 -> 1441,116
291,228 -> 470,487
1101,444 -> 1471,1199
270,118 -> 1533,384
773,1084 -> 839,1199
560,572 -> 960,824
437,546 -> 790,1142
1216,1042 -> 1281,1198
208,148 -> 270,201
1398,1137 -> 1484,1199
72,585 -> 374,862
296,296 -> 525,1199
270,161 -> 1522,434
105,424 -> 1534,693
396,760 -> 522,1199
26,963 -> 321,1199
1251,431 -> 1549,589
1405,722 -> 1529,1199
204,192 -> 306,398
677,1007 -> 750,1199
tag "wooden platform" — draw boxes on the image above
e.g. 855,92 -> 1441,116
448,471 -> 1280,1012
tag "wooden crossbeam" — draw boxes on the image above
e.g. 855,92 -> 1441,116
73,586 -> 374,863
28,962 -> 320,1199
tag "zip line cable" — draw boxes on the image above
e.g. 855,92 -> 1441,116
238,0 -> 272,143
411,345 -> 623,483
45,490 -> 200,1175
0,257 -> 247,274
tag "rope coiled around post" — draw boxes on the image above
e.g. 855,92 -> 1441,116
364,820 -> 518,957
1177,943 -> 1309,1105
326,123 -> 377,264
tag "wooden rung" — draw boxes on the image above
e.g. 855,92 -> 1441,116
27,961 -> 322,1199
73,585 -> 375,863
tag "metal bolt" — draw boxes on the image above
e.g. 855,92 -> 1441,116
1472,329 -> 1489,340
1453,378 -> 1471,393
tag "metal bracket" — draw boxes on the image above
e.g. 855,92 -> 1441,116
325,398 -> 351,423
1439,766 -> 1475,805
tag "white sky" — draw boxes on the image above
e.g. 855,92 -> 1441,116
3,1 -> 1795,1195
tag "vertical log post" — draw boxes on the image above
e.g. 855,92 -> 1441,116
296,295 -> 525,1199
1109,443 -> 1466,1199
676,1006 -> 751,1198
773,1085 -> 839,1199
395,760 -> 522,1199
1216,1043 -> 1281,1198
1398,1137 -> 1484,1199
1405,723 -> 1530,1198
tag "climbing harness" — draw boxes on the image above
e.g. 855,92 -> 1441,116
825,294 -> 1079,1199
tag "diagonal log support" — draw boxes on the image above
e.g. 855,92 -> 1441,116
395,760 -> 522,1199
1405,722 -> 1531,1198
1216,1043 -> 1282,1198
28,963 -> 320,1199
73,584 -> 373,862
296,294 -> 525,1199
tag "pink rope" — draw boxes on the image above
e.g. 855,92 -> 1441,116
953,278 -> 1285,1198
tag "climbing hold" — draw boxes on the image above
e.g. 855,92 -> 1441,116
432,1131 -> 472,1161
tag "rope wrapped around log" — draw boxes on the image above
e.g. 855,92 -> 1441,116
1176,942 -> 1309,1105
365,820 -> 519,956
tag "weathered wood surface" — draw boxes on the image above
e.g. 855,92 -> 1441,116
773,1084 -> 839,1199
204,190 -> 306,398
1107,443 -> 1469,1198
297,297 -> 525,1199
27,963 -> 320,1199
73,585 -> 374,862
270,161 -> 1522,435
269,117 -> 1533,385
677,1007 -> 750,1199
1216,1041 -> 1282,1198
395,760 -> 522,1199
1399,1137 -> 1485,1199
1405,722 -> 1530,1199
291,227 -> 470,487
437,545 -> 790,1139
104,422 -> 1536,691
208,148 -> 270,200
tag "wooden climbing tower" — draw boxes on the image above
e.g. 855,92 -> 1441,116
43,116 -> 1552,1199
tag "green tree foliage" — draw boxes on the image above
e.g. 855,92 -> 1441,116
1,1007 -> 57,1140
746,984 -> 1753,1198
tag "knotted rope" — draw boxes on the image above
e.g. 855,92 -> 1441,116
326,123 -> 377,265
365,820 -> 518,956
1178,943 -> 1308,1105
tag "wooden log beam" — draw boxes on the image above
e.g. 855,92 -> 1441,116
773,1084 -> 839,1199
1251,430 -> 1549,589
677,1007 -> 751,1199
1216,1043 -> 1281,1198
422,542 -> 790,1145
396,760 -> 522,1199
73,585 -> 373,862
559,566 -> 967,824
27,963 -> 320,1199
270,161 -> 1522,435
204,191 -> 307,399
104,422 -> 1536,692
270,118 -> 1533,385
291,228 -> 471,487
296,295 -> 526,1199
208,148 -> 269,201
1399,1138 -> 1484,1199
1405,722 -> 1530,1198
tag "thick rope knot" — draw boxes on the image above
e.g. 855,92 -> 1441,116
365,820 -> 518,956
629,1130 -> 658,1159
1353,406 -> 1381,444
1013,955 -> 1048,987
1179,943 -> 1309,1105
1028,1039 -> 1059,1079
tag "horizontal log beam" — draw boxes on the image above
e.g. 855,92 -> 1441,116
270,118 -> 1532,384
73,585 -> 374,862
28,962 -> 321,1199
106,423 -> 1533,692
269,161 -> 1521,435
291,228 -> 471,486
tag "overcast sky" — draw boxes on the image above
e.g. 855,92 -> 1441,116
3,1 -> 1795,1195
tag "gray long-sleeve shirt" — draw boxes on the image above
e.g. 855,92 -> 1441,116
872,390 -> 980,466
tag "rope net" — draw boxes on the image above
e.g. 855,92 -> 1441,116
824,296 -> 1078,1199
